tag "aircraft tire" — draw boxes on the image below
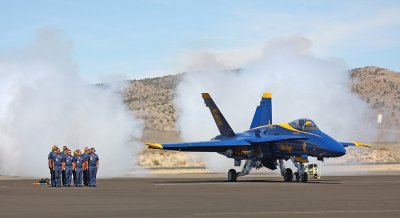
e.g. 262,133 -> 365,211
301,172 -> 308,183
294,172 -> 300,182
284,168 -> 293,182
228,169 -> 237,182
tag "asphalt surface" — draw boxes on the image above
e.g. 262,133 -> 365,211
1,174 -> 400,218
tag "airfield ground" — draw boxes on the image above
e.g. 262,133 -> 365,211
1,173 -> 400,218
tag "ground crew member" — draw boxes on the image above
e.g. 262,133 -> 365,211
62,149 -> 73,187
47,145 -> 58,187
72,150 -> 77,186
73,150 -> 84,187
61,146 -> 68,186
88,148 -> 99,187
82,147 -> 90,186
52,148 -> 63,187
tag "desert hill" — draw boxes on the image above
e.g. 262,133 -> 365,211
351,66 -> 400,127
122,66 -> 400,167
126,66 -> 400,136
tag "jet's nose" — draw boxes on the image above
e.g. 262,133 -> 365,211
318,133 -> 347,157
329,142 -> 346,157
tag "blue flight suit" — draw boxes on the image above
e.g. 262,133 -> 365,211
61,151 -> 67,186
52,153 -> 63,187
63,154 -> 73,187
88,153 -> 99,186
82,153 -> 89,186
73,155 -> 84,186
72,155 -> 76,186
48,151 -> 56,187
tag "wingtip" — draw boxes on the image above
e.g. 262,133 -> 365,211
146,143 -> 163,149
353,141 -> 372,148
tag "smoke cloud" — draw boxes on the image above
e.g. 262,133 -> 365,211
0,28 -> 143,177
175,36 -> 376,172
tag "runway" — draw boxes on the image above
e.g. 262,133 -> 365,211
1,174 -> 400,218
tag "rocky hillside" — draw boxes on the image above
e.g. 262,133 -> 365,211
123,74 -> 183,142
351,66 -> 400,127
124,66 -> 400,167
125,66 -> 400,138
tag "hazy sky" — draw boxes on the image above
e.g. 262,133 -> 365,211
1,0 -> 399,82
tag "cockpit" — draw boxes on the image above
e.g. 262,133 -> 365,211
289,119 -> 319,131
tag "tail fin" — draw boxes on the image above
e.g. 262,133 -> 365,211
250,92 -> 272,129
202,93 -> 235,137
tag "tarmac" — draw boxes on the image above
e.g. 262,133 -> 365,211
1,174 -> 400,218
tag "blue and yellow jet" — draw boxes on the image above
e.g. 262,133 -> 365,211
146,93 -> 370,182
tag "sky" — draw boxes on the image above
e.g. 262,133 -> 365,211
1,0 -> 399,82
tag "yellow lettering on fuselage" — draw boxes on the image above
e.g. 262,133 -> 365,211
278,143 -> 293,152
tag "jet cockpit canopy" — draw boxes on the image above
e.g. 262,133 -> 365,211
289,118 -> 319,131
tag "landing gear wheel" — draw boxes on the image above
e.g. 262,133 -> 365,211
301,172 -> 308,183
283,168 -> 293,182
294,172 -> 300,182
228,169 -> 237,182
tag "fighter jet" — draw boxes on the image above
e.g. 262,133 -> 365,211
146,93 -> 370,182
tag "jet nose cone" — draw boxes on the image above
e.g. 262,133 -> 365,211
331,142 -> 346,157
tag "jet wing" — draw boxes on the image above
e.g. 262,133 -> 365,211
146,140 -> 251,152
340,141 -> 372,148
146,135 -> 308,152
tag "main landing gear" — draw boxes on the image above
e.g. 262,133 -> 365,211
228,169 -> 237,182
227,158 -> 313,183
227,159 -> 260,182
278,157 -> 309,183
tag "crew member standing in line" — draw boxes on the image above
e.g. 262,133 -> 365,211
52,148 -> 63,187
88,148 -> 99,187
61,146 -> 68,186
48,145 -> 58,187
82,147 -> 90,186
73,150 -> 84,187
62,149 -> 73,187
72,150 -> 77,186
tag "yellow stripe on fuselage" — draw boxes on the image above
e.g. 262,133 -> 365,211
249,123 -> 321,137
277,123 -> 321,137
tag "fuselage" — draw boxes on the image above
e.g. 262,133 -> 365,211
214,121 -> 346,163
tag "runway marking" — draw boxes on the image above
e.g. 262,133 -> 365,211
154,180 -> 400,186
154,182 -> 242,186
194,209 -> 400,216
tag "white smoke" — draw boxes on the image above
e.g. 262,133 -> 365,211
175,36 -> 376,172
0,27 -> 143,177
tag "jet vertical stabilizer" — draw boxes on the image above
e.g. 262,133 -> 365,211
250,92 -> 272,129
202,93 -> 235,137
